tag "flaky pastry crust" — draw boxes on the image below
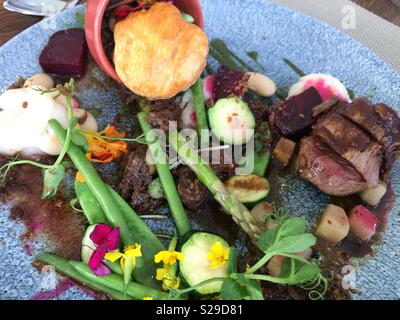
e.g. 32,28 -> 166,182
113,2 -> 209,100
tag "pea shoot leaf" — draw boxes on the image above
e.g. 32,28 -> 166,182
221,276 -> 264,300
279,217 -> 307,238
272,234 -> 316,254
220,278 -> 249,300
257,226 -> 279,252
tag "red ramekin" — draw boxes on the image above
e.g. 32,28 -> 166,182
84,0 -> 204,83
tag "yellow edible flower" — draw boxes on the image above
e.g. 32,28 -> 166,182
154,250 -> 184,266
105,244 -> 142,270
105,244 -> 142,290
208,241 -> 230,268
156,267 -> 181,291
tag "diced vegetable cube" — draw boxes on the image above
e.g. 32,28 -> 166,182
267,255 -> 285,277
360,182 -> 387,207
314,204 -> 349,245
267,248 -> 313,277
348,205 -> 377,241
250,202 -> 277,230
272,137 -> 296,165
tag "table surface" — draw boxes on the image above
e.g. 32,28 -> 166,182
0,0 -> 399,46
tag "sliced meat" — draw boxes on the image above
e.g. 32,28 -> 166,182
298,136 -> 367,196
117,144 -> 163,212
148,99 -> 181,131
374,103 -> 400,153
270,87 -> 323,136
176,166 -> 207,210
338,98 -> 395,170
313,113 -> 382,187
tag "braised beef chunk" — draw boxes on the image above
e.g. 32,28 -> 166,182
176,167 -> 207,210
117,144 -> 162,212
208,149 -> 236,180
298,136 -> 367,196
338,98 -> 395,170
313,113 -> 382,187
270,87 -> 323,135
148,99 -> 181,131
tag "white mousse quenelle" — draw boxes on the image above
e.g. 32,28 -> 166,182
0,86 -> 97,156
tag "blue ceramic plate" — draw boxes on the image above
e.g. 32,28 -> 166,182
0,1 -> 399,300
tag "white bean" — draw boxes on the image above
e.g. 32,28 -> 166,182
74,108 -> 98,132
24,73 -> 54,90
247,72 -> 276,97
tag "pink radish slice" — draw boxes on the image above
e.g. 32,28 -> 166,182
181,101 -> 197,129
348,205 -> 377,241
203,75 -> 216,104
288,73 -> 351,103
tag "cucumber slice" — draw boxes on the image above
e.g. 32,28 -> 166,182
179,232 -> 230,295
225,174 -> 270,203
208,97 -> 255,145
81,225 -> 97,264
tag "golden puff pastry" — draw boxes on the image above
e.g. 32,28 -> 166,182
113,2 -> 209,100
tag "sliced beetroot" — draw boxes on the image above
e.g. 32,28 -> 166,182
214,66 -> 250,100
270,87 -> 323,136
348,205 -> 377,241
39,28 -> 88,78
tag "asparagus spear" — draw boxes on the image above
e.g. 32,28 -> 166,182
168,129 -> 262,241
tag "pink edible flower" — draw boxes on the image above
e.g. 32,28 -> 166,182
88,224 -> 120,276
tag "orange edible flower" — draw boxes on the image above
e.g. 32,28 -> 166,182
84,125 -> 128,163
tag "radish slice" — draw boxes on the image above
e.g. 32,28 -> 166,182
203,75 -> 216,106
348,205 -> 377,241
288,73 -> 351,103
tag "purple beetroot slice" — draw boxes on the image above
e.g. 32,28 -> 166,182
214,66 -> 250,100
272,87 -> 323,136
39,28 -> 88,78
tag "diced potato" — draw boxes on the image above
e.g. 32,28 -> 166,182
348,205 -> 377,241
267,255 -> 285,277
250,202 -> 278,230
267,248 -> 313,277
273,137 -> 296,165
314,204 -> 349,245
360,182 -> 387,207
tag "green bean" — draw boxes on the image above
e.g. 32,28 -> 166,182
191,79 -> 208,142
137,112 -> 192,237
108,185 -> 165,286
74,180 -> 109,224
37,253 -> 133,300
253,151 -> 271,177
68,261 -> 173,300
48,119 -> 162,288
